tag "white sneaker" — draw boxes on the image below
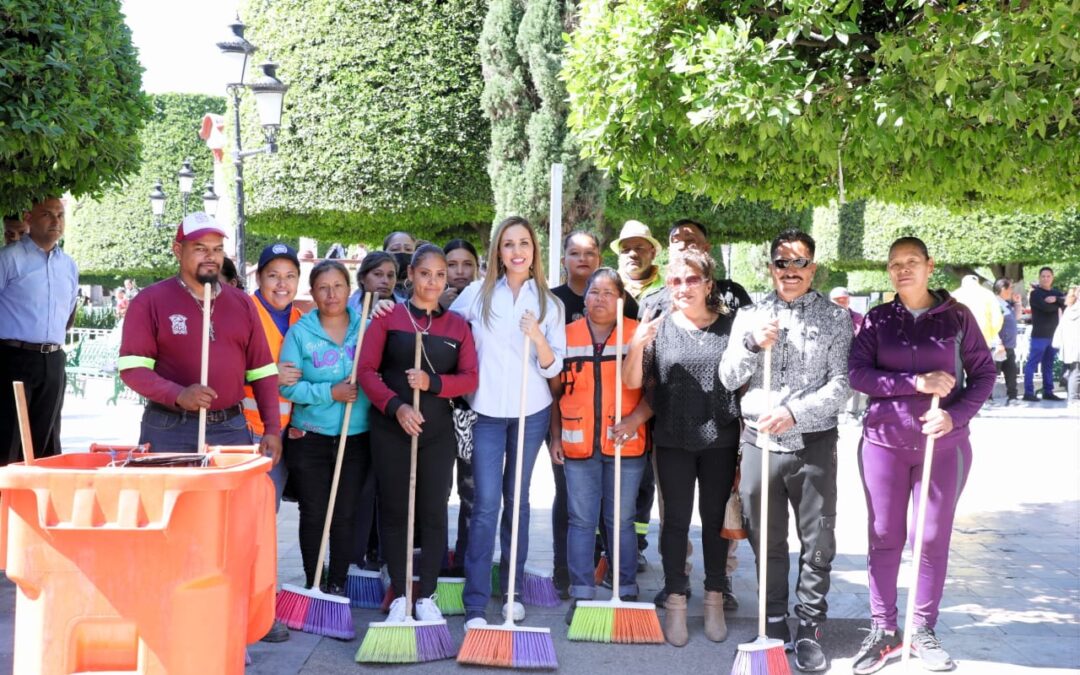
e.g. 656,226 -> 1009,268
387,596 -> 408,623
502,600 -> 525,622
415,596 -> 444,622
464,616 -> 488,631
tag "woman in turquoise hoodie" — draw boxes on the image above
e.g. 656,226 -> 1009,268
279,260 -> 371,594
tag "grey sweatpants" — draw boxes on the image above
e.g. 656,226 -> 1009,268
739,429 -> 838,623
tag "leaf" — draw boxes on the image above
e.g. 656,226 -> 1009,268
971,30 -> 992,45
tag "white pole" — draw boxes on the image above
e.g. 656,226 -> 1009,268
548,163 -> 565,287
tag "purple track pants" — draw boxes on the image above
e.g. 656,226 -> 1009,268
857,438 -> 972,630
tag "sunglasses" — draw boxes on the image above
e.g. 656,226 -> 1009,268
772,258 -> 812,270
667,274 -> 703,288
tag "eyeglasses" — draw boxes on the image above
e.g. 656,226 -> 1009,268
772,258 -> 812,269
667,275 -> 703,288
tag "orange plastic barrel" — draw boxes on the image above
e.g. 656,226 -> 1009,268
0,449 -> 276,674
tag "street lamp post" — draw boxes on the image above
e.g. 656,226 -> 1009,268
177,158 -> 196,216
217,16 -> 288,277
149,180 -> 166,226
148,161 -> 218,226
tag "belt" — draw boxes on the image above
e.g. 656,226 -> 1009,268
0,339 -> 63,353
147,401 -> 244,424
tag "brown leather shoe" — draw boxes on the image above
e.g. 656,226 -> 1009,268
664,592 -> 689,647
703,590 -> 728,642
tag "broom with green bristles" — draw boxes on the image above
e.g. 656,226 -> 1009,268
568,300 -> 663,644
457,334 -> 558,669
731,345 -> 791,675
357,329 -> 456,663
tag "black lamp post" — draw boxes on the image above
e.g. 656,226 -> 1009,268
177,158 -> 196,216
149,180 -> 166,226
201,181 -> 220,217
216,16 -> 288,276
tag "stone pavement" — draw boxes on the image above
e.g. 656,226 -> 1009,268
1,379 -> 1078,673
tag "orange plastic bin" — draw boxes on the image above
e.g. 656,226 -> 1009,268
0,448 -> 276,675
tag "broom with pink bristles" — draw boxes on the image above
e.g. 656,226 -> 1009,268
276,292 -> 373,640
731,345 -> 791,675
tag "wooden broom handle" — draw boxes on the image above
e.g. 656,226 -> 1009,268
757,345 -> 772,638
612,299 -> 624,599
12,381 -> 34,465
197,282 -> 211,454
312,292 -> 372,588
404,328 -> 423,614
504,332 -> 532,623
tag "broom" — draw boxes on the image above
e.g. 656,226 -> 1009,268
276,292 -> 373,640
521,565 -> 561,607
458,333 -> 558,669
345,564 -> 387,609
900,395 -> 942,671
569,299 -> 663,644
197,281 -> 211,453
731,345 -> 791,675
357,329 -> 456,663
12,382 -> 36,465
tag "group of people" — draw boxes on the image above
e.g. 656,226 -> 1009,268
0,195 -> 1068,674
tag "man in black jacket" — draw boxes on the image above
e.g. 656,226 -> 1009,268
1023,266 -> 1066,401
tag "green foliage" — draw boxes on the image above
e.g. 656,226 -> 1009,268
604,193 -> 810,245
563,0 -> 1080,212
481,0 -> 606,231
66,94 -> 226,277
0,0 -> 151,214
813,200 -> 1080,270
73,304 -> 117,330
238,0 -> 492,244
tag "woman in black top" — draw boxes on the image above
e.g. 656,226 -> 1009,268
622,249 -> 740,647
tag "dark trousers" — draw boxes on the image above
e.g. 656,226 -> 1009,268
634,455 -> 655,551
371,422 -> 456,598
551,460 -> 569,572
350,468 -> 378,565
454,454 -> 474,564
0,346 -> 65,465
285,430 -> 370,588
654,442 -> 738,594
997,348 -> 1018,399
740,429 -> 838,623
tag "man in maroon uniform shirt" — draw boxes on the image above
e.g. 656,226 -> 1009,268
118,213 -> 282,460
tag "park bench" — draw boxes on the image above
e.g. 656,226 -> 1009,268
65,330 -> 142,405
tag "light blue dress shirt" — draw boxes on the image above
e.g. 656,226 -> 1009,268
0,237 -> 79,344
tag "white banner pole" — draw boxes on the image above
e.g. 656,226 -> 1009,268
548,163 -> 565,287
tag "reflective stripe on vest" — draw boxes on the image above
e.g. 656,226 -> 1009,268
243,296 -> 302,435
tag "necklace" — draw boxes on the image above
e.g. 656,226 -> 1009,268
406,303 -> 434,335
677,312 -> 716,345
177,276 -> 217,341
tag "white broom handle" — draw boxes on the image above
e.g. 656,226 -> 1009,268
757,345 -> 772,638
197,282 -> 211,454
404,329 -> 423,614
613,299 -> 624,599
901,394 -> 941,668
313,292 -> 372,588
505,332 -> 532,622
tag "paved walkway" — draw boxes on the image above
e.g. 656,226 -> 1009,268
1,379 -> 1078,673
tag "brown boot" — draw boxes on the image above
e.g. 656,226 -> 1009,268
664,593 -> 689,647
703,590 -> 728,642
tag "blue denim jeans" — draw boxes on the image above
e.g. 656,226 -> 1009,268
1023,337 -> 1058,396
139,406 -> 252,452
252,432 -> 287,512
564,452 -> 646,599
463,408 -> 551,614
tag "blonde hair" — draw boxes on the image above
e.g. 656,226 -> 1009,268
478,216 -> 557,327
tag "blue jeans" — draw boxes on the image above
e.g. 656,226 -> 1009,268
252,432 -> 287,512
463,408 -> 551,614
139,407 -> 252,452
564,452 -> 646,599
1023,337 -> 1058,396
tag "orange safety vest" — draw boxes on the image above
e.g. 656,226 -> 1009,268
243,296 -> 302,436
558,317 -> 646,460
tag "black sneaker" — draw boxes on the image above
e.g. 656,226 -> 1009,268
260,620 -> 290,643
852,626 -> 902,674
794,622 -> 826,672
637,551 -> 649,573
1022,394 -> 1040,402
653,585 -> 692,607
765,616 -> 793,652
553,566 -> 571,600
1043,392 -> 1064,401
324,583 -> 346,598
910,626 -> 954,671
565,599 -> 578,626
720,576 -> 739,611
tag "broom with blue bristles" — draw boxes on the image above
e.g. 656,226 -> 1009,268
568,300 -> 663,644
731,345 -> 791,675
357,329 -> 456,663
276,292 -> 372,640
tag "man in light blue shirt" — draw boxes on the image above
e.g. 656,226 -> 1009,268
0,197 -> 79,465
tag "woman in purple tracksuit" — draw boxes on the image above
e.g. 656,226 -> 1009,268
848,237 -> 995,674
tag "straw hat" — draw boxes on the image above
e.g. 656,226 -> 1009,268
609,220 -> 662,255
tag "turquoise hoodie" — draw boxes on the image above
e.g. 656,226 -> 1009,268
279,307 -> 369,435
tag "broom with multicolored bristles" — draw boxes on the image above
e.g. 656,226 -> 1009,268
731,345 -> 791,675
569,301 -> 663,644
276,292 -> 373,640
457,334 -> 558,670
357,330 -> 456,663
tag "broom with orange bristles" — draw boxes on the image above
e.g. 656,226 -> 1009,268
457,334 -> 558,669
275,292 -> 373,640
731,344 -> 791,675
568,299 -> 663,644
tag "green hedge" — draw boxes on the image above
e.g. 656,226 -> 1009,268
237,0 -> 492,245
0,0 -> 151,214
66,94 -> 226,277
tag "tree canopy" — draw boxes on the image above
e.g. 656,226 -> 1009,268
0,0 -> 151,214
66,94 -> 225,278
563,0 -> 1080,212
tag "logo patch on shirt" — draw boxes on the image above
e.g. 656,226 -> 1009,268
169,314 -> 188,336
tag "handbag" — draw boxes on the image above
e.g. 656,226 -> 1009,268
720,464 -> 747,540
450,398 -> 477,462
